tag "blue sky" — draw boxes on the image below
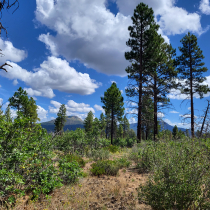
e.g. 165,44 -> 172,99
0,0 -> 210,130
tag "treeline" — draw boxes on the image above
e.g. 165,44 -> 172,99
124,3 -> 210,142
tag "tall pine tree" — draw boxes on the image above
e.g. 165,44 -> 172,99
125,3 -> 160,143
5,105 -> 12,123
84,111 -> 94,134
54,104 -> 67,134
146,33 -> 177,141
176,32 -> 210,138
99,112 -> 106,138
101,82 -> 125,144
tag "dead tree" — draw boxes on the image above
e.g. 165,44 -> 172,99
200,100 -> 210,138
0,0 -> 19,72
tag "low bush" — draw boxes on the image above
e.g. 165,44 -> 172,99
138,138 -> 210,210
116,157 -> 131,168
62,154 -> 85,168
90,160 -> 120,176
58,159 -> 83,184
86,148 -> 110,161
105,145 -> 120,153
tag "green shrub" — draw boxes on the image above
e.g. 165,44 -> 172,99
90,160 -> 120,176
63,154 -> 85,168
116,157 -> 131,168
138,138 -> 210,210
58,159 -> 83,184
105,145 -> 120,153
86,148 -> 110,161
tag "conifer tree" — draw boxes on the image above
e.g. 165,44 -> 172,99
99,112 -> 106,138
176,32 -> 210,138
146,34 -> 177,141
84,111 -> 94,134
122,115 -> 130,138
54,104 -> 67,134
105,111 -> 111,139
125,3 -> 160,143
101,82 -> 125,144
172,125 -> 178,139
9,87 -> 28,113
5,105 -> 12,123
117,124 -> 124,138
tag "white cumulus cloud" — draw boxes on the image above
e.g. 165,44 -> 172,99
0,56 -> 100,98
94,104 -> 105,113
0,39 -> 27,64
199,0 -> 210,15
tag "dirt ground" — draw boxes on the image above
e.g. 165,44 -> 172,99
3,152 -> 152,210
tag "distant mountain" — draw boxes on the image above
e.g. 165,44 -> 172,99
130,121 -> 188,135
41,116 -> 188,135
41,116 -> 84,133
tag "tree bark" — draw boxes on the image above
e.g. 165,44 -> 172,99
189,43 -> 194,138
154,74 -> 158,141
137,23 -> 143,143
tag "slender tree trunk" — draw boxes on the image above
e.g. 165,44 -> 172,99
111,106 -> 114,144
137,25 -> 143,143
189,44 -> 194,138
200,100 -> 210,138
154,75 -> 158,141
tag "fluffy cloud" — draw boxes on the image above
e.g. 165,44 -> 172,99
13,79 -> 18,86
199,0 -> 210,15
0,56 -> 100,98
164,118 -> 190,129
0,39 -> 27,64
49,100 -> 95,116
170,110 -> 179,114
37,105 -> 48,121
0,98 -> 3,106
94,104 -> 105,113
168,76 -> 210,100
129,117 -> 136,124
35,0 -> 131,77
157,112 -> 164,118
35,0 -> 208,78
115,0 -> 207,36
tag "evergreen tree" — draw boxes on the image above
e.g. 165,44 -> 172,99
105,111 -> 111,139
25,97 -> 40,127
54,104 -> 67,134
141,94 -> 154,140
5,105 -> 12,123
122,115 -> 130,138
125,3 -> 160,143
176,32 -> 210,138
84,111 -> 94,134
9,87 -> 28,113
99,112 -> 106,138
101,82 -> 125,144
146,37 -> 177,141
128,129 -> 136,139
8,87 -> 39,127
172,125 -> 178,139
117,124 -> 124,138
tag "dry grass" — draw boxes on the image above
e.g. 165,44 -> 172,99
2,151 -> 152,210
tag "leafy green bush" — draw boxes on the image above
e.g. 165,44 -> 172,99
58,159 -> 82,184
116,157 -> 131,168
0,114 -> 63,204
91,160 -> 120,176
138,138 -> 210,209
105,145 -> 120,153
86,148 -> 110,161
113,138 -> 127,147
63,154 -> 85,167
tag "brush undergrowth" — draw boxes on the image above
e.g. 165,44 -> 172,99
134,138 -> 210,209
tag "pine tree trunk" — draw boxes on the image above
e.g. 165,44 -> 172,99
111,106 -> 114,145
154,75 -> 158,141
137,25 -> 143,143
189,43 -> 194,138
